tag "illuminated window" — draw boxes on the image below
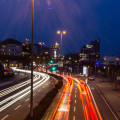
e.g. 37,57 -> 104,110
45,52 -> 48,54
16,46 -> 19,48
54,51 -> 57,58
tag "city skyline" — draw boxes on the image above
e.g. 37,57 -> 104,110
0,0 -> 120,57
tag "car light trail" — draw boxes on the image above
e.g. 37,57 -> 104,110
51,74 -> 102,120
51,76 -> 73,120
0,68 -> 41,97
75,77 -> 102,120
0,68 -> 50,112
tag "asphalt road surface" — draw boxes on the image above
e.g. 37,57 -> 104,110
88,82 -> 119,120
51,75 -> 119,120
0,68 -> 57,120
1,71 -> 119,120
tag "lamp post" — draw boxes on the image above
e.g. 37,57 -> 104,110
57,30 -> 66,76
39,42 -> 44,66
30,0 -> 34,119
57,30 -> 66,56
39,42 -> 44,50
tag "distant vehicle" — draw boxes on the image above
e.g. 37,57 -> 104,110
4,67 -> 14,77
0,62 -> 4,77
80,74 -> 84,77
88,76 -> 95,81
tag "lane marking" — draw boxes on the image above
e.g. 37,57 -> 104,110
92,83 -> 100,94
25,98 -> 30,102
75,95 -> 76,98
73,116 -> 76,120
1,115 -> 9,120
75,100 -> 76,104
14,105 -> 21,110
91,87 -> 94,89
87,85 -> 102,120
74,106 -> 76,112
101,94 -> 119,120
33,93 -> 36,96
91,83 -> 119,120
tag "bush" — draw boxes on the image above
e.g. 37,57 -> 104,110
25,75 -> 63,120
47,73 -> 63,81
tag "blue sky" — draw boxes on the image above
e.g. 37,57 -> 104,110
0,0 -> 120,57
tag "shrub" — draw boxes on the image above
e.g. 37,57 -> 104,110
25,75 -> 63,120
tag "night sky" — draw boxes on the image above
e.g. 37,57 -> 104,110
0,0 -> 120,57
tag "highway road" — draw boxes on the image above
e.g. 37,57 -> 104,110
88,82 -> 119,120
0,72 -> 29,88
1,70 -> 119,120
0,68 -> 57,120
51,75 -> 119,120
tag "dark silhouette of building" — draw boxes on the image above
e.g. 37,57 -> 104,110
79,39 -> 100,62
0,38 -> 22,56
51,42 -> 60,61
22,43 -> 31,56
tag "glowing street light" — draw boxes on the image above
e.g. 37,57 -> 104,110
39,42 -> 45,50
39,42 -> 44,50
63,31 -> 66,34
57,30 -> 66,56
57,30 -> 61,34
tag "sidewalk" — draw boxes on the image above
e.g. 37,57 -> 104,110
92,75 -> 120,118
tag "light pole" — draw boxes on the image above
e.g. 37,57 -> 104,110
30,0 -> 34,119
57,30 -> 66,56
39,42 -> 44,50
39,42 -> 44,65
57,30 -> 66,76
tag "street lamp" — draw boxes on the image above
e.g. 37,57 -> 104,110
57,30 -> 66,56
39,42 -> 44,50
24,38 -> 29,44
30,0 -> 34,119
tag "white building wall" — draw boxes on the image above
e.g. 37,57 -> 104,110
104,56 -> 117,65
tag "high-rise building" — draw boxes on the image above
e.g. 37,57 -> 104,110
51,42 -> 60,60
79,39 -> 100,62
90,39 -> 100,60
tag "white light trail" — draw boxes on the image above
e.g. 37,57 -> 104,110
0,68 -> 50,112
